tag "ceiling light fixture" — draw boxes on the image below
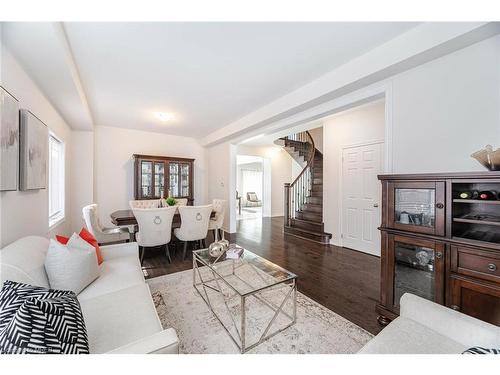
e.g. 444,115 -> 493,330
156,112 -> 175,122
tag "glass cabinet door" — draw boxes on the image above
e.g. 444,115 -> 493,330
154,162 -> 164,198
169,162 -> 179,197
141,161 -> 153,198
180,163 -> 190,197
390,235 -> 445,308
388,181 -> 445,235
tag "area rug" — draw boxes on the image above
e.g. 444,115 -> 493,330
147,269 -> 372,354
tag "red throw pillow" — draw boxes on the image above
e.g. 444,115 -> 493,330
55,229 -> 103,265
79,228 -> 103,265
55,235 -> 69,245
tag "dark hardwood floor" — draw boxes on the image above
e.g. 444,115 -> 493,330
141,216 -> 382,335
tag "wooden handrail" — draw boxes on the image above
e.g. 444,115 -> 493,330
283,131 -> 316,226
290,131 -> 315,187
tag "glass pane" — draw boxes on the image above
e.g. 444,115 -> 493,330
193,246 -> 297,296
154,162 -> 164,198
394,241 -> 435,305
181,163 -> 189,197
169,163 -> 179,197
395,188 -> 435,227
141,161 -> 153,197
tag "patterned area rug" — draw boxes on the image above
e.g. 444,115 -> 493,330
147,269 -> 372,354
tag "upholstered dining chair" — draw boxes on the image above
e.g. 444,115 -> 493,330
129,199 -> 161,209
82,204 -> 131,245
208,199 -> 226,241
174,205 -> 213,260
132,206 -> 177,264
174,198 -> 188,206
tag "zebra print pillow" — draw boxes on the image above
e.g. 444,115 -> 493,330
0,280 -> 89,354
463,347 -> 500,354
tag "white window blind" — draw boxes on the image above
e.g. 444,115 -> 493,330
48,133 -> 65,227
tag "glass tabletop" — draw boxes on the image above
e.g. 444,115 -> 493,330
193,246 -> 297,296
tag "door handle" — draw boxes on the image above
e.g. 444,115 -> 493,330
436,251 -> 443,259
373,203 -> 379,208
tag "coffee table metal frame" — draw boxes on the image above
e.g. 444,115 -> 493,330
192,249 -> 297,353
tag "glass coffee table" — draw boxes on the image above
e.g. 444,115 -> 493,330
192,246 -> 297,353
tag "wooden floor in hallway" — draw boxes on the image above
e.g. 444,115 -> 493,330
142,216 -> 382,335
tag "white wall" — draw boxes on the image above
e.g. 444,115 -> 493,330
323,100 -> 385,246
207,141 -> 236,232
390,35 -> 500,173
93,126 -> 208,227
70,130 -> 94,233
0,46 -> 73,246
308,126 -> 323,153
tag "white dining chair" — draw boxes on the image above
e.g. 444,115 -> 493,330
132,206 -> 177,264
175,198 -> 188,206
129,199 -> 161,209
208,199 -> 226,241
174,205 -> 213,260
82,204 -> 131,245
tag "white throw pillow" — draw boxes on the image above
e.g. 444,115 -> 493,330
44,235 -> 100,294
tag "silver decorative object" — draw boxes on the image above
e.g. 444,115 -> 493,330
208,241 -> 226,257
415,250 -> 431,266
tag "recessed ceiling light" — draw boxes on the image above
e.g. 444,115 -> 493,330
156,112 -> 175,122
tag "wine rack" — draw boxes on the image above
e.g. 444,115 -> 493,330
452,181 -> 500,245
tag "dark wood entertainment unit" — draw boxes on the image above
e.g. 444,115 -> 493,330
377,171 -> 500,326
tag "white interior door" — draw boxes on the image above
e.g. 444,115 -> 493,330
342,142 -> 383,256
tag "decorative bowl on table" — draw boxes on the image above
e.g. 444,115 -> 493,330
471,145 -> 500,171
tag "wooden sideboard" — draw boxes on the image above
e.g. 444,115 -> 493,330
377,171 -> 500,326
133,154 -> 194,204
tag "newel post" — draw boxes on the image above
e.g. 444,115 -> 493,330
284,183 -> 290,227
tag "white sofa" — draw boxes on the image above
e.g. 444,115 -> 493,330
0,236 -> 179,354
359,293 -> 500,354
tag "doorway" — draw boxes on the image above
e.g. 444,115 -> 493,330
236,155 -> 267,220
341,141 -> 384,256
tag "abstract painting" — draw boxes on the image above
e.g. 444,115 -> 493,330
20,109 -> 48,190
0,87 -> 19,191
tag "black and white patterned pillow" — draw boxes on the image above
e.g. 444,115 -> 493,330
463,347 -> 500,354
0,280 -> 89,354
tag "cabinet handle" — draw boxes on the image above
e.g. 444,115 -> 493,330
451,305 -> 460,311
435,251 -> 443,259
435,202 -> 444,209
488,263 -> 497,272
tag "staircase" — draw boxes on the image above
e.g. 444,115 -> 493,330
276,131 -> 332,244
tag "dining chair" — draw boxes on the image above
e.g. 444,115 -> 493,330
82,204 -> 131,245
129,199 -> 161,209
174,205 -> 213,260
132,206 -> 177,264
208,199 -> 226,241
175,198 -> 188,206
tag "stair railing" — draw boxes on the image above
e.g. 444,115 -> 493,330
283,131 -> 316,227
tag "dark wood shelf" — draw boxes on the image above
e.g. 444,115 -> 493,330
453,217 -> 500,227
453,199 -> 500,205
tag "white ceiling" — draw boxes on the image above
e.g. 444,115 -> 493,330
3,22 -> 419,137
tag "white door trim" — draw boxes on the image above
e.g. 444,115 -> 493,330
339,140 -> 384,251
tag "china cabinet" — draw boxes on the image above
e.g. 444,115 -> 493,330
378,172 -> 500,326
133,154 -> 194,204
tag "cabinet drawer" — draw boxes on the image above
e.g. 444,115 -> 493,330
451,245 -> 500,283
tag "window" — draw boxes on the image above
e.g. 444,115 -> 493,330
48,132 -> 65,227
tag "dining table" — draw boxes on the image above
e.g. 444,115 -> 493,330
110,209 -> 216,228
